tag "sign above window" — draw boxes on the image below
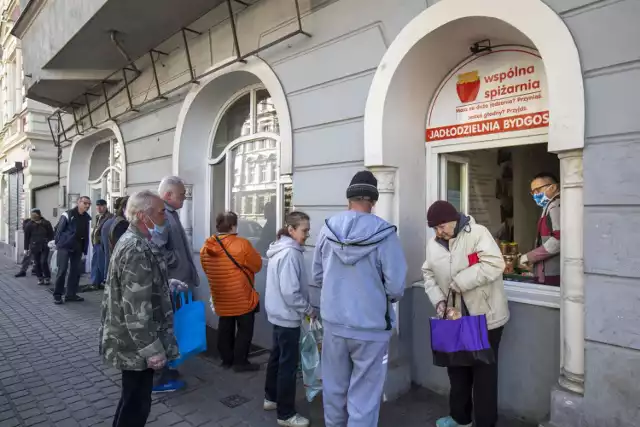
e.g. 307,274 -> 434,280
426,46 -> 548,143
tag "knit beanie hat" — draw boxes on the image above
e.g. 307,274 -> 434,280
346,170 -> 379,201
427,200 -> 459,228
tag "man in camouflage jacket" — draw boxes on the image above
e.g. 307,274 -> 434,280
100,190 -> 180,427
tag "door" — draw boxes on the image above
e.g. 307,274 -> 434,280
439,154 -> 469,214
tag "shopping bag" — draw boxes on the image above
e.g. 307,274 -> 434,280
168,290 -> 207,368
429,292 -> 494,367
50,250 -> 58,277
300,318 -> 323,402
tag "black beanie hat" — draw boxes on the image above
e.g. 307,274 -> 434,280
346,170 -> 379,201
427,200 -> 459,228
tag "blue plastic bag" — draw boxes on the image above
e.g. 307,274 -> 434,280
300,318 -> 323,402
169,290 -> 207,368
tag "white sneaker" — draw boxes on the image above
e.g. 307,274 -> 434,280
277,414 -> 310,426
263,399 -> 277,411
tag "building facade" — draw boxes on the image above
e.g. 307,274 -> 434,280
12,0 -> 640,426
0,0 -> 56,260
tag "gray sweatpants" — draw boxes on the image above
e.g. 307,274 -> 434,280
321,329 -> 389,427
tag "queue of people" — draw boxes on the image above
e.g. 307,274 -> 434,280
92,167 -> 559,427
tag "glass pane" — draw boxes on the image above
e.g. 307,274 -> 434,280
256,89 -> 279,135
446,161 -> 463,211
283,183 -> 293,216
230,138 -> 278,255
212,93 -> 251,158
210,162 -> 226,234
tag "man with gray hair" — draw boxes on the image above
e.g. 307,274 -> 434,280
100,190 -> 186,427
153,175 -> 200,393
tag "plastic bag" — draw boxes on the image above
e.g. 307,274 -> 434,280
300,318 -> 323,402
168,290 -> 207,369
50,250 -> 58,277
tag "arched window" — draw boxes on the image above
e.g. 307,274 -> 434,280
209,85 -> 292,255
87,138 -> 124,211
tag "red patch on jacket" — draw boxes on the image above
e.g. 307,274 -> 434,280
468,252 -> 479,266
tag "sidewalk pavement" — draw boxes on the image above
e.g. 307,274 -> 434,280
0,255 -> 534,427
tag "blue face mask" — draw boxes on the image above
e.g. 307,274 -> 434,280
533,192 -> 550,208
146,216 -> 166,236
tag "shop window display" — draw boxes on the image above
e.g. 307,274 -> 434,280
440,143 -> 559,286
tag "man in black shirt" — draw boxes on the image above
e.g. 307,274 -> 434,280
53,196 -> 92,304
15,218 -> 34,277
24,209 -> 54,285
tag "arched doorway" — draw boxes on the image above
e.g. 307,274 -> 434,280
363,0 -> 584,423
173,57 -> 293,349
66,122 -> 127,212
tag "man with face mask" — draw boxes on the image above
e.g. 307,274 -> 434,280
100,190 -> 185,427
519,172 -> 561,286
422,200 -> 509,427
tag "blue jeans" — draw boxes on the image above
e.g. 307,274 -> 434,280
265,325 -> 301,420
90,243 -> 106,284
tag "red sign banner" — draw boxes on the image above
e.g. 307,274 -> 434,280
426,111 -> 549,142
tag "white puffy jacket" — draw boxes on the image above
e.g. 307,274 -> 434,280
422,216 -> 510,330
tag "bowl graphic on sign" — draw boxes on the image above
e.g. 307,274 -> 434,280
456,71 -> 480,103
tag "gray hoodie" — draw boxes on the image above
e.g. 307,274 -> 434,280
312,211 -> 407,341
265,236 -> 314,328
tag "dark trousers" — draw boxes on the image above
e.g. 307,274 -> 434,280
218,311 -> 255,366
19,252 -> 32,273
448,326 -> 504,427
53,249 -> 83,297
113,369 -> 155,427
32,248 -> 51,279
265,325 -> 301,420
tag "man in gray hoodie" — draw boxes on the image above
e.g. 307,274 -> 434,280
312,170 -> 408,427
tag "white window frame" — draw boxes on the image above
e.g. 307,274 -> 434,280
439,154 -> 469,214
206,85 -> 285,240
86,138 -> 125,212
425,133 -> 560,309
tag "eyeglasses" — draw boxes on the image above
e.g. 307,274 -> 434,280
530,184 -> 551,195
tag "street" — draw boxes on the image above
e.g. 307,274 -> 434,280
0,255 -> 533,427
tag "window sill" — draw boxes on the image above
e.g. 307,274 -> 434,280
410,280 -> 560,309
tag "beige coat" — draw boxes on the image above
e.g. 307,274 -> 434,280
422,216 -> 510,330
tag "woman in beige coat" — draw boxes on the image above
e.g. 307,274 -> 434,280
422,201 -> 509,427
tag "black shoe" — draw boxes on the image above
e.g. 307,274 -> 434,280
15,271 -> 26,278
37,280 -> 45,286
233,363 -> 260,373
65,295 -> 85,302
54,295 -> 63,305
44,279 -> 51,286
220,361 -> 233,370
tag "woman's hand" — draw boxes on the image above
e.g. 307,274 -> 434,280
436,301 -> 446,319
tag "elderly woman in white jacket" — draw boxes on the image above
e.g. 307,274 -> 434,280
422,201 -> 509,427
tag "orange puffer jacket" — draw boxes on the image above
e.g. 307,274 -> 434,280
200,233 -> 262,317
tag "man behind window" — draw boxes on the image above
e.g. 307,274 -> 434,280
520,172 -> 561,286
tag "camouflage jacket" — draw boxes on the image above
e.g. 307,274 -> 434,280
99,226 -> 179,371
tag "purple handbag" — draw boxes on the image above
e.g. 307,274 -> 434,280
429,292 -> 494,367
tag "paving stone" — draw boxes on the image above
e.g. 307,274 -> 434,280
0,417 -> 21,427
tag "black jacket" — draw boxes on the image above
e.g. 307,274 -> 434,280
24,219 -> 54,251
